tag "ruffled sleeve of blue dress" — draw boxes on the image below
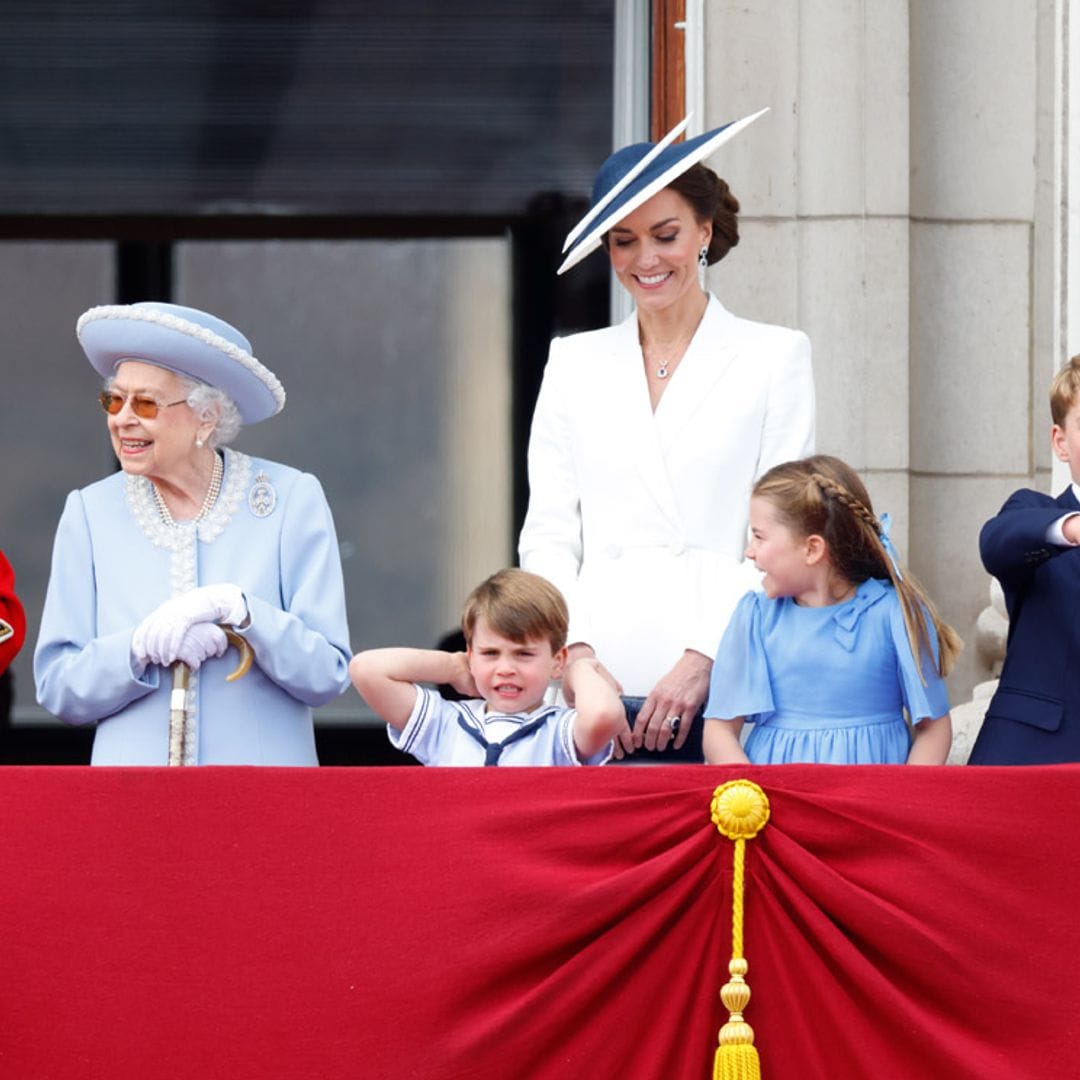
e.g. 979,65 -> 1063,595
888,595 -> 950,725
704,590 -> 775,723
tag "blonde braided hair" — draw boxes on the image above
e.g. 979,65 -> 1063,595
754,456 -> 961,679
809,471 -> 872,523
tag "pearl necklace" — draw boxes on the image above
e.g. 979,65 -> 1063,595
153,452 -> 224,526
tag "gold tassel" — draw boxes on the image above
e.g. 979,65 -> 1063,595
710,780 -> 771,1080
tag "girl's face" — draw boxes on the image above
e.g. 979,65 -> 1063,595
745,497 -> 818,601
606,187 -> 710,314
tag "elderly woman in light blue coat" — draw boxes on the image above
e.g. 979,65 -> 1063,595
35,302 -> 351,764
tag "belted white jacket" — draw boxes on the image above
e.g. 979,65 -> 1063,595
519,295 -> 815,696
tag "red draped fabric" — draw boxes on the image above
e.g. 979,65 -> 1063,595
0,765 -> 1077,1079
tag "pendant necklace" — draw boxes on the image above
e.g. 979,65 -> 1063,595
648,330 -> 692,380
644,302 -> 707,380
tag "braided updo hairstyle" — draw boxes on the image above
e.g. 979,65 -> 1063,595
666,164 -> 740,264
752,455 -> 962,679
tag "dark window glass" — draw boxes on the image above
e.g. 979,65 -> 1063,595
0,2 -> 613,218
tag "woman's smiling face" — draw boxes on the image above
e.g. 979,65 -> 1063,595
606,187 -> 710,312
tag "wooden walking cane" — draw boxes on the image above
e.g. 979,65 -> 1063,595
168,628 -> 253,766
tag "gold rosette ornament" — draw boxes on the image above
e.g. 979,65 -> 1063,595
710,780 -> 771,1080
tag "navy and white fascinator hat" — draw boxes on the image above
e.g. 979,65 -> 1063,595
557,107 -> 769,275
76,301 -> 286,424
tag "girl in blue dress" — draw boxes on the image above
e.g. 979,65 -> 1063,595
703,455 -> 961,765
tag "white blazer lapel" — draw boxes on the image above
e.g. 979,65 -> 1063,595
653,295 -> 738,440
606,311 -> 686,531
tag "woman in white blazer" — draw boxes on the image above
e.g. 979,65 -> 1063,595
519,113 -> 814,759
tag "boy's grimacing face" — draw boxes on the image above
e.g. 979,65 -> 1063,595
1051,399 -> 1080,485
467,617 -> 567,714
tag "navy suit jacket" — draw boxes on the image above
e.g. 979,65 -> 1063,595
970,486 -> 1080,764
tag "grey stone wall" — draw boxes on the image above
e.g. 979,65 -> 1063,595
701,0 -> 1061,704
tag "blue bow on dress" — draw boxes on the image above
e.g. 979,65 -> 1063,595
832,578 -> 888,651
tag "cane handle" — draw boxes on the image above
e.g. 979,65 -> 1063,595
223,628 -> 253,682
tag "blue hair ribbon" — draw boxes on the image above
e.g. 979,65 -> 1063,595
877,511 -> 903,582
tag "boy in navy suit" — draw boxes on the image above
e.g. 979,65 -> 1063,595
971,356 -> 1080,763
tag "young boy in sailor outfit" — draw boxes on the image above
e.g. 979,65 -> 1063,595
350,569 -> 625,766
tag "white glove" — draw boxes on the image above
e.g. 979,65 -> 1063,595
132,584 -> 248,669
174,622 -> 229,671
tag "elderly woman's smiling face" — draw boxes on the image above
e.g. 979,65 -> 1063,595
105,361 -> 208,483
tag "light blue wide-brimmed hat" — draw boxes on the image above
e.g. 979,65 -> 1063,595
76,301 -> 286,424
557,107 -> 769,275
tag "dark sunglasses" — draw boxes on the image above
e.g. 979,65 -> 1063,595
99,390 -> 188,420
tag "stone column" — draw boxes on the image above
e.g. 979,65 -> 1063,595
704,0 -> 913,554
909,0 -> 1047,700
698,1 -> 1060,702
